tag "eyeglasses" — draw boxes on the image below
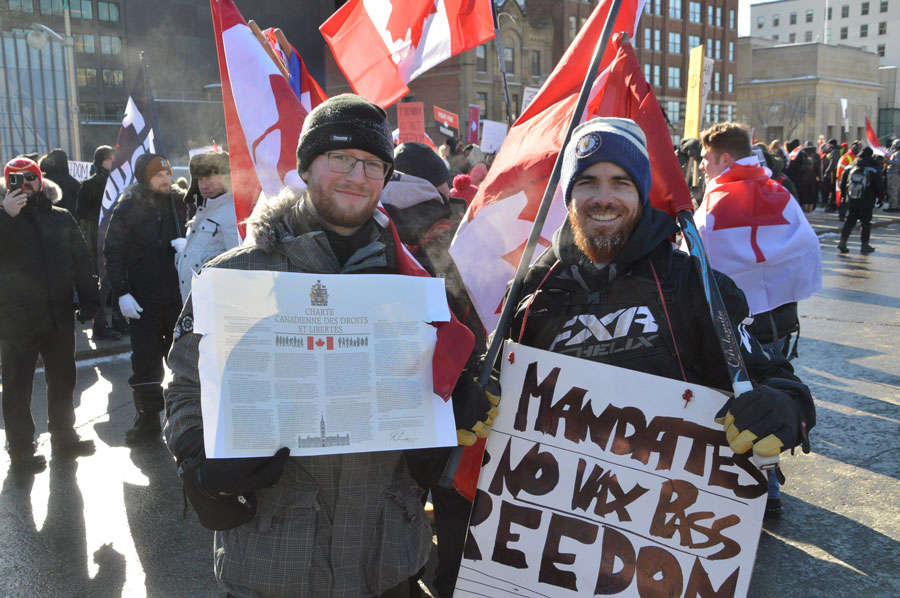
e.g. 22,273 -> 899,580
22,173 -> 38,181
325,152 -> 389,180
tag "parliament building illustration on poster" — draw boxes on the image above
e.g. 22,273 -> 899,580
297,415 -> 350,448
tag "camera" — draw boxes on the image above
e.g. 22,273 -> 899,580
7,173 -> 23,191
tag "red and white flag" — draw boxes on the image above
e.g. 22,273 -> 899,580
449,6 -> 695,332
321,0 -> 495,108
866,116 -> 887,156
307,336 -> 335,350
211,0 -> 310,238
695,163 -> 822,316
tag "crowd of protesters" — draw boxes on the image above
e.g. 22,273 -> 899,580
12,103 -> 900,596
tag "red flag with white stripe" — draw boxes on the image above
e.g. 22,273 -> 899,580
866,116 -> 887,156
320,0 -> 495,108
211,0 -> 309,238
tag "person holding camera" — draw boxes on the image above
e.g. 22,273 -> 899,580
1,157 -> 100,472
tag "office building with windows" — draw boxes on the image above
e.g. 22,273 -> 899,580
634,0 -> 740,145
751,0 -> 900,66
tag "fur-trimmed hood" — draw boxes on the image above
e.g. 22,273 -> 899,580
244,186 -> 305,253
0,177 -> 63,205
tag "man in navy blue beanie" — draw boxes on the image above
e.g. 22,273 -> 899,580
505,117 -> 815,504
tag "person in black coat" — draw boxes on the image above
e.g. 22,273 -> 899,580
76,144 -> 123,340
1,157 -> 100,472
39,148 -> 81,218
838,147 -> 886,253
104,153 -> 187,444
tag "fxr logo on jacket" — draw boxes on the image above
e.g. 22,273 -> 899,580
549,306 -> 660,358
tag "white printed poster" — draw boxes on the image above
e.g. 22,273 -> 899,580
192,269 -> 458,458
455,342 -> 768,598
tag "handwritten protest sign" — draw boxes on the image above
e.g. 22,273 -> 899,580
397,102 -> 426,145
455,342 -> 767,598
68,160 -> 93,182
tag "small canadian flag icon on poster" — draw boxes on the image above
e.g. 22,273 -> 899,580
307,336 -> 334,350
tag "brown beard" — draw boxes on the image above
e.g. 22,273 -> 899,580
306,177 -> 378,232
569,202 -> 643,264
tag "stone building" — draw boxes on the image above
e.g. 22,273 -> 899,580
750,0 -> 899,67
736,38 -> 881,144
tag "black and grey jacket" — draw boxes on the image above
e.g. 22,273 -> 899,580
164,189 -> 431,598
103,183 -> 187,305
0,178 -> 99,338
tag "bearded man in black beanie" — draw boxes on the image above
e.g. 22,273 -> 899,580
164,94 -> 495,598
104,153 -> 187,444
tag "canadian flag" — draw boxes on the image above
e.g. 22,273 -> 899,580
307,336 -> 335,350
321,0 -> 495,108
211,0 -> 310,238
866,116 -> 887,156
449,4 -> 694,332
696,163 -> 822,316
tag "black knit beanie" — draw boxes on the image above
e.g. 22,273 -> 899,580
393,142 -> 450,188
296,94 -> 394,182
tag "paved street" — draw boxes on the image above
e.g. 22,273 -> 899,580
1,221 -> 899,598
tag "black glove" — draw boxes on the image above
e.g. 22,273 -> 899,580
198,447 -> 291,496
452,368 -> 500,446
715,381 -> 808,457
75,303 -> 98,323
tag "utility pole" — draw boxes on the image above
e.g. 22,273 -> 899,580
63,0 -> 82,160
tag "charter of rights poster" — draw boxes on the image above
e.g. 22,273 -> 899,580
191,268 -> 457,458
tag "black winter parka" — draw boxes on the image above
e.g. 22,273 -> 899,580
0,179 -> 99,338
103,183 -> 187,305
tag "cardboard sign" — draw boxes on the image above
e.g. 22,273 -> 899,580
467,104 -> 481,144
397,102 -> 426,145
522,86 -> 541,116
68,160 -> 93,182
455,342 -> 768,598
684,45 -> 714,140
480,119 -> 508,153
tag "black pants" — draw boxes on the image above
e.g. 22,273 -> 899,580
406,448 -> 473,598
0,329 -> 77,453
128,301 -> 180,412
841,206 -> 873,245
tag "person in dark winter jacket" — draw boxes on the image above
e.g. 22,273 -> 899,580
1,157 -> 100,472
507,118 -> 815,510
838,146 -> 886,253
104,153 -> 187,444
820,138 -> 842,211
76,144 -> 122,341
39,148 -> 81,217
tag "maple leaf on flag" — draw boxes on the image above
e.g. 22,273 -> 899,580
708,182 -> 790,263
315,338 -> 325,347
385,0 -> 439,48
